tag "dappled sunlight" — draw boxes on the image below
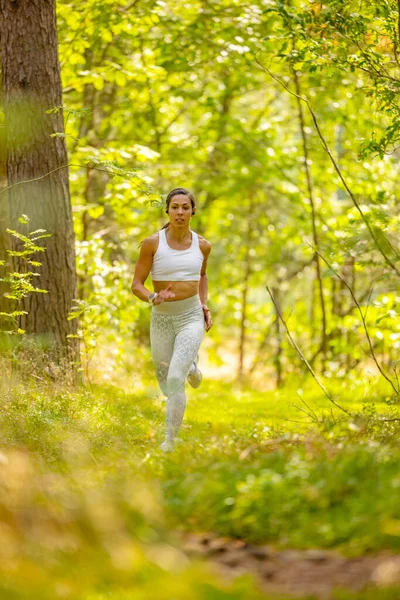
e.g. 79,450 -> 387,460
1,0 -> 400,597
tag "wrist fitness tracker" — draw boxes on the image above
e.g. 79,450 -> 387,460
148,292 -> 158,304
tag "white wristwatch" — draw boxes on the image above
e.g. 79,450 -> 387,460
148,292 -> 158,304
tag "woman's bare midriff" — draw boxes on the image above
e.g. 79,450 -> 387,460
152,280 -> 199,302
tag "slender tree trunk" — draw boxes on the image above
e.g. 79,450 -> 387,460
238,196 -> 254,381
238,259 -> 250,381
272,285 -> 283,388
196,83 -> 233,236
291,66 -> 328,371
0,0 -> 79,365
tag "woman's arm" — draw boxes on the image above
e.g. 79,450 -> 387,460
199,240 -> 212,332
131,238 -> 156,302
199,273 -> 208,305
131,236 -> 176,305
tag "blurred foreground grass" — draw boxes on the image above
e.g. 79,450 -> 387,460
0,369 -> 399,599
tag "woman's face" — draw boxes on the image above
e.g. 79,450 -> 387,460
168,194 -> 193,227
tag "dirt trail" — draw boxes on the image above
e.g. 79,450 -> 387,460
180,532 -> 400,599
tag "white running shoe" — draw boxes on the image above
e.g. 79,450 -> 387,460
187,353 -> 202,389
159,439 -> 174,452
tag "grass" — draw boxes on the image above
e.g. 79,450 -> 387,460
0,368 -> 399,599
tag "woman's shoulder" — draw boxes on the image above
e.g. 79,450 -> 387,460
196,233 -> 212,255
140,231 -> 161,254
148,230 -> 162,242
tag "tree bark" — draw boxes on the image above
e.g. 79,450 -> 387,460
0,0 -> 79,364
0,98 -> 12,323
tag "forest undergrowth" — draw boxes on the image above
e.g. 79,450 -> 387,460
0,362 -> 399,600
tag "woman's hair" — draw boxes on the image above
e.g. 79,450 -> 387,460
160,187 -> 196,230
137,187 -> 196,249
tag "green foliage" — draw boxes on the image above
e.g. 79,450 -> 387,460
0,223 -> 51,334
2,1 -> 400,596
155,379 -> 400,554
3,2 -> 400,592
50,0 -> 400,386
0,374 -> 399,598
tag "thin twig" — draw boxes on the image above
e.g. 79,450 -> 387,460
296,392 -> 320,422
393,364 -> 400,389
254,54 -> 400,279
0,163 -> 146,198
306,241 -> 400,396
266,286 -> 351,415
291,402 -> 320,423
276,416 -> 315,425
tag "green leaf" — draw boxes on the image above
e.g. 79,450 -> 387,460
93,76 -> 104,91
376,311 -> 398,324
115,71 -> 127,87
69,53 -> 84,65
45,106 -> 63,114
87,205 -> 105,219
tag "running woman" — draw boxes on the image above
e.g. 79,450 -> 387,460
131,188 -> 213,451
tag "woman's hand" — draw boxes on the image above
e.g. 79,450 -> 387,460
153,283 -> 176,304
202,304 -> 213,332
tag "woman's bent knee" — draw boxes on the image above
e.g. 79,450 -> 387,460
167,374 -> 185,397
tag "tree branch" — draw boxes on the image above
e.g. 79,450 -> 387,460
266,285 -> 351,415
306,240 -> 400,396
254,54 -> 400,279
0,163 -> 146,198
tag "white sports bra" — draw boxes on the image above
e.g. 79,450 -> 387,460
151,228 -> 204,282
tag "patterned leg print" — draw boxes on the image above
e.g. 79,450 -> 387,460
150,313 -> 175,397
165,306 -> 205,441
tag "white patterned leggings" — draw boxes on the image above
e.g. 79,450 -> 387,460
150,293 -> 205,443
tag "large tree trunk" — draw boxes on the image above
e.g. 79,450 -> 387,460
0,108 -> 12,324
0,0 -> 79,365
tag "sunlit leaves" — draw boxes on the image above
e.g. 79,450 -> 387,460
53,0 -> 400,381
